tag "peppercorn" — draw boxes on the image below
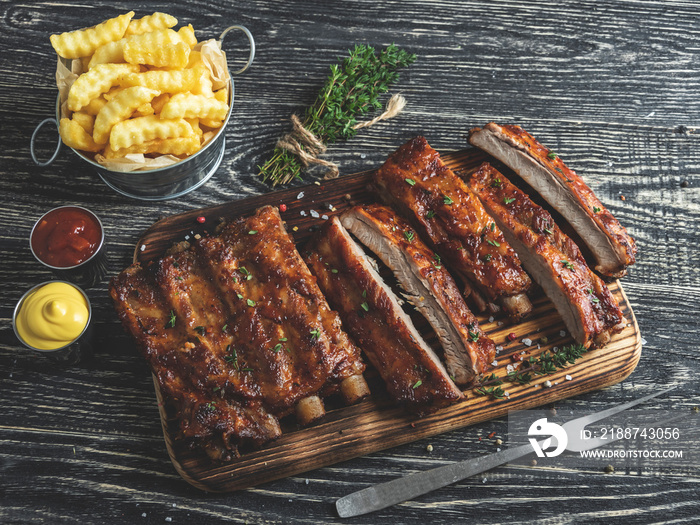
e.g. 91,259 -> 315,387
279,204 -> 287,212
196,216 -> 206,223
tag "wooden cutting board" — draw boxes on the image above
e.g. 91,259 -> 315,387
134,147 -> 641,492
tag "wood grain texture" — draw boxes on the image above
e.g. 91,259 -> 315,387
1,1 -> 700,523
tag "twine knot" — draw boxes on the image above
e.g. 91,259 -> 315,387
275,94 -> 407,180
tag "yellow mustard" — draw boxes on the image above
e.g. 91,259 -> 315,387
15,282 -> 89,350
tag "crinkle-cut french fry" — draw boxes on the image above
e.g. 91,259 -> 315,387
50,11 -> 134,59
178,24 -> 197,48
199,118 -> 225,129
82,96 -> 108,116
124,12 -> 178,36
160,92 -> 229,120
102,86 -> 126,101
103,136 -> 201,158
80,56 -> 92,72
192,68 -> 214,97
123,29 -> 189,68
71,111 -> 95,135
214,86 -> 229,104
186,118 -> 203,138
186,50 -> 203,68
109,115 -> 195,150
88,39 -> 126,69
93,86 -> 159,144
67,63 -> 139,112
150,93 -> 171,113
59,118 -> 102,152
133,102 -> 155,117
120,65 -> 204,93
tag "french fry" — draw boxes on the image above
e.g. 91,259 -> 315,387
109,115 -> 195,150
67,63 -> 139,112
178,24 -> 197,48
59,118 -> 102,152
103,136 -> 201,158
133,102 -> 155,117
82,96 -> 108,116
214,86 -> 229,104
71,112 -> 95,135
88,40 -> 126,69
93,86 -> 159,144
120,65 -> 204,93
124,12 -> 178,36
123,29 -> 189,68
200,118 -> 225,129
150,93 -> 171,113
50,11 -> 134,59
160,92 -> 228,120
186,118 -> 203,138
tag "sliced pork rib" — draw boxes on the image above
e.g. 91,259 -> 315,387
466,163 -> 625,348
373,136 -> 533,319
468,122 -> 636,278
305,216 -> 463,412
110,205 -> 368,460
340,204 -> 495,384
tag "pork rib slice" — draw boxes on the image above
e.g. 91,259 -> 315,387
305,216 -> 463,412
341,204 -> 496,384
466,163 -> 626,348
373,136 -> 532,319
468,122 -> 636,278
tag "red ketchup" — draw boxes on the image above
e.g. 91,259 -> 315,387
31,207 -> 102,268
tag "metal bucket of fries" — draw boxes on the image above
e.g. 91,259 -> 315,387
32,12 -> 255,200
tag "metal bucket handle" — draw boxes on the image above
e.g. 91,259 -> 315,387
219,25 -> 255,74
30,117 -> 62,167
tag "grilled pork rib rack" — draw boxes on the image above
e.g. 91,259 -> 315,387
373,136 -> 533,319
110,206 -> 369,460
468,123 -> 636,278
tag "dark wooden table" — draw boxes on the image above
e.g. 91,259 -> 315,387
2,1 -> 699,523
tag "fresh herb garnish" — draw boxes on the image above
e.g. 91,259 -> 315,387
248,230 -> 258,235
425,210 -> 436,219
503,196 -> 516,204
593,207 -> 601,213
491,178 -> 502,188
258,44 -> 416,185
166,310 -> 176,328
561,260 -> 575,271
240,267 -> 252,280
194,326 -> 206,336
225,345 -> 239,370
331,268 -> 339,274
310,329 -> 321,341
404,230 -> 414,242
547,151 -> 558,159
273,343 -> 282,353
487,239 -> 501,247
443,195 -> 454,205
432,253 -> 442,269
246,298 -> 256,307
405,178 -> 416,186
482,254 -> 492,262
360,302 -> 370,312
412,380 -> 423,389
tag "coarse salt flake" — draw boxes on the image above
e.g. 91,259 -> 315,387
504,391 -> 510,398
184,235 -> 190,240
140,244 -> 146,252
506,364 -> 515,373
565,375 -> 573,381
559,330 -> 566,337
641,337 -> 647,346
142,513 -> 147,518
495,345 -> 504,352
297,191 -> 305,199
491,360 -> 498,367
488,316 -> 495,323
165,518 -> 172,523
300,210 -> 307,216
321,214 -> 329,220
497,321 -> 504,327
310,210 -> 319,218
522,338 -> 533,346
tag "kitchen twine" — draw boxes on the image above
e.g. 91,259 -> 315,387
275,93 -> 407,180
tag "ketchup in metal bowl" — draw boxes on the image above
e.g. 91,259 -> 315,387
31,206 -> 102,268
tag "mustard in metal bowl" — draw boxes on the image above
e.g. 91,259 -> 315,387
15,281 -> 89,350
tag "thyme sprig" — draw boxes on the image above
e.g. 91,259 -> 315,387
259,44 -> 416,185
474,343 -> 588,400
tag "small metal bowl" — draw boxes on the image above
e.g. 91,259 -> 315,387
12,281 -> 93,365
30,25 -> 255,201
29,205 -> 108,288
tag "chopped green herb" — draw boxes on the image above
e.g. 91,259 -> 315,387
503,197 -> 516,205
212,386 -> 221,392
225,345 -> 239,370
412,380 -> 423,389
443,195 -> 454,205
205,401 -> 217,410
176,276 -> 183,281
490,222 -> 495,231
491,178 -> 502,188
547,151 -> 558,159
310,329 -> 321,341
240,267 -> 252,280
248,230 -> 258,235
404,230 -> 414,242
468,330 -> 480,342
236,293 -> 243,299
222,324 -> 228,332
486,239 -> 501,247
432,253 -> 442,269
360,302 -> 370,312
425,210 -> 436,219
241,368 -> 254,372
543,227 -> 553,235
273,343 -> 282,352
194,326 -> 206,336
561,260 -> 575,271
482,254 -> 492,262
593,207 -> 601,213
246,298 -> 256,307
362,290 -> 367,298
405,178 -> 416,186
279,337 -> 288,342
331,268 -> 339,274
166,310 -> 176,328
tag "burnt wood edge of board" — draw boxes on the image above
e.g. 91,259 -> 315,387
151,285 -> 640,493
